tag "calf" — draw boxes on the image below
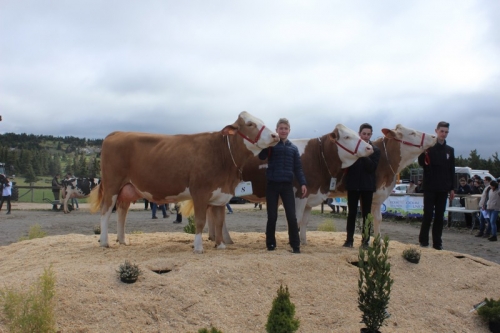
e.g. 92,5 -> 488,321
61,178 -> 100,213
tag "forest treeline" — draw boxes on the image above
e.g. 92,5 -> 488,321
1,132 -> 499,182
0,133 -> 102,182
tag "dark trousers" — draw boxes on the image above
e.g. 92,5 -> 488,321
174,204 -> 182,222
419,191 -> 448,247
52,190 -> 60,210
0,195 -> 11,212
346,190 -> 373,243
265,181 -> 300,250
459,199 -> 473,227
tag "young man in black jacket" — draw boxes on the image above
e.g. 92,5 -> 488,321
343,123 -> 381,248
258,118 -> 307,253
418,121 -> 455,250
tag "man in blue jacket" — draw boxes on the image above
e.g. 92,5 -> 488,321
343,123 -> 381,248
418,121 -> 455,250
259,118 -> 307,253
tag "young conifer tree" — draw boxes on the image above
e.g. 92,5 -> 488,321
266,284 -> 300,333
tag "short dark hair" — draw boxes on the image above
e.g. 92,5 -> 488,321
485,176 -> 492,181
436,121 -> 449,129
359,123 -> 373,133
490,180 -> 498,188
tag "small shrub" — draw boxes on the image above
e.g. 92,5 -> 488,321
317,219 -> 336,232
198,327 -> 223,333
184,215 -> 196,234
117,260 -> 142,283
0,266 -> 57,333
266,284 -> 300,333
402,247 -> 421,263
477,298 -> 500,326
93,224 -> 101,235
18,224 -> 47,242
358,214 -> 393,333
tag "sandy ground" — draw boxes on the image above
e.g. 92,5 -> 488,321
0,202 -> 499,332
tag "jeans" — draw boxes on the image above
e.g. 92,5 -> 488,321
419,191 -> 448,247
151,203 -> 167,218
226,203 -> 233,213
479,209 -> 491,235
346,190 -> 373,243
486,210 -> 498,237
265,181 -> 300,250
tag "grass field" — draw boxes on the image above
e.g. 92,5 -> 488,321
13,176 -> 89,204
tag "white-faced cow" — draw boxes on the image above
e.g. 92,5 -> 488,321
61,177 -> 101,213
89,111 -> 279,253
208,124 -> 374,245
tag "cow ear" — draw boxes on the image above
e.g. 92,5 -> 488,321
328,128 -> 338,142
382,128 -> 396,138
221,124 -> 239,136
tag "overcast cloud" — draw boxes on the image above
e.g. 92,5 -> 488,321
1,0 -> 499,158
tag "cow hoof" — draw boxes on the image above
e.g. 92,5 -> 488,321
216,243 -> 226,250
193,248 -> 204,254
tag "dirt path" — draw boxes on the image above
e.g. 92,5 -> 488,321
2,202 -> 498,264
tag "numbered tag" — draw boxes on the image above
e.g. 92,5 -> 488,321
235,181 -> 253,197
329,177 -> 337,191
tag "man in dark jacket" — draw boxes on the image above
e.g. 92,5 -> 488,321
418,121 -> 455,250
343,123 -> 381,248
51,174 -> 61,211
259,118 -> 307,253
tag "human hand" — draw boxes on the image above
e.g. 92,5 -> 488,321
301,185 -> 307,198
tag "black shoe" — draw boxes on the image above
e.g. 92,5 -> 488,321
342,241 -> 353,248
475,232 -> 484,237
292,248 -> 300,254
152,216 -> 158,219
267,245 -> 275,251
419,243 -> 429,248
173,220 -> 182,224
433,245 -> 443,250
6,211 -> 11,215
488,236 -> 497,241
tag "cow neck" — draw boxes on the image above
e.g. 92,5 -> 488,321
380,136 -> 398,176
317,136 -> 334,178
317,136 -> 345,190
225,135 -> 244,180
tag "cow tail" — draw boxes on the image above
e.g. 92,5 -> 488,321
178,200 -> 195,217
89,184 -> 103,213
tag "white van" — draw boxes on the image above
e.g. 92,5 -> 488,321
455,167 -> 496,181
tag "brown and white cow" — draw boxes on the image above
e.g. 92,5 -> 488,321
61,177 -> 100,213
89,111 -> 279,253
209,124 -> 374,244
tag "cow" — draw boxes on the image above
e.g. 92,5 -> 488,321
61,177 -> 100,213
207,124 -> 374,245
89,111 -> 279,253
212,124 -> 437,246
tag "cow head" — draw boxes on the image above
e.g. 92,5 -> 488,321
221,111 -> 279,155
382,124 -> 437,172
330,124 -> 374,168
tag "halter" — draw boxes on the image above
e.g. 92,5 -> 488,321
237,125 -> 266,145
335,137 -> 362,155
392,132 -> 426,149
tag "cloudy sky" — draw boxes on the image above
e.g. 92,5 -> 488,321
1,0 -> 499,158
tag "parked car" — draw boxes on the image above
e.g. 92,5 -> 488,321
392,184 -> 409,194
230,197 -> 248,204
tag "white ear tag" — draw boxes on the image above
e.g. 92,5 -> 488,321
329,178 -> 337,191
235,181 -> 253,197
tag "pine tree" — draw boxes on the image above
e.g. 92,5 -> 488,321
266,284 -> 300,333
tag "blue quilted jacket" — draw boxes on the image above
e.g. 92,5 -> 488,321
258,139 -> 307,185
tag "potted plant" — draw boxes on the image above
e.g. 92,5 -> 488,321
402,247 -> 421,264
117,260 -> 142,284
477,298 -> 500,333
358,214 -> 393,333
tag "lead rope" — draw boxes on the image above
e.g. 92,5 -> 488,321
226,135 -> 243,180
382,137 -> 397,176
318,137 -> 334,178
